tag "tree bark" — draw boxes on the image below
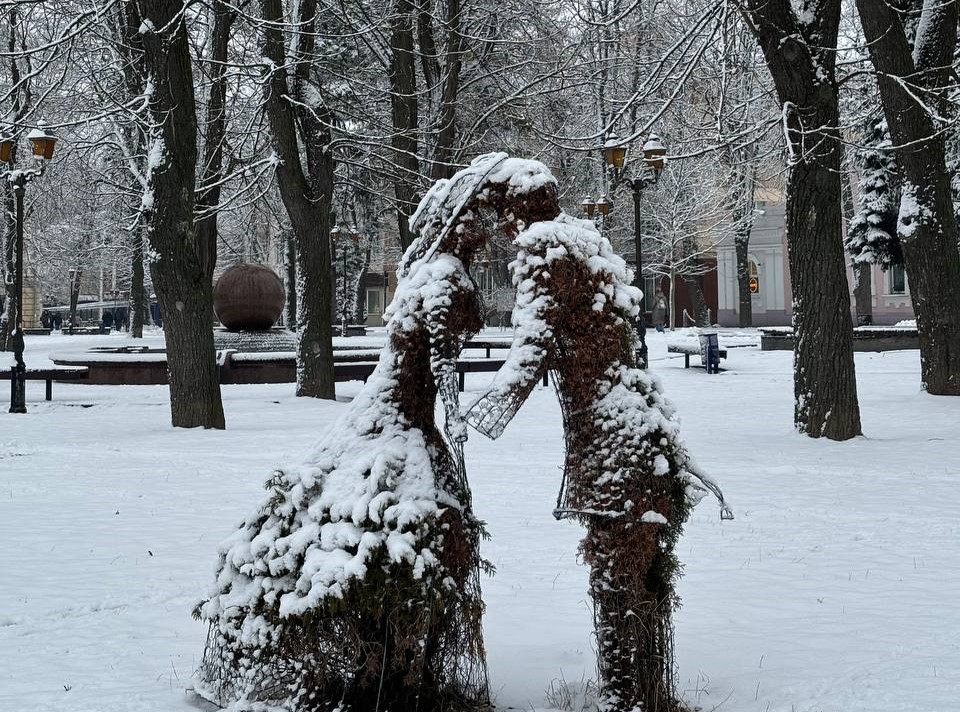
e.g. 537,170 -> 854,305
260,0 -> 335,398
428,0 -> 463,181
857,0 -> 960,394
389,0 -> 420,249
130,224 -> 146,337
1,187 -> 13,351
140,0 -> 225,429
114,1 -> 148,340
744,0 -> 861,439
68,267 -> 81,327
734,233 -> 753,327
1,7 -> 28,352
285,231 -> 296,329
841,153 -> 873,326
194,0 -> 236,281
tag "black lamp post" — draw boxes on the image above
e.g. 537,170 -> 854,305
0,122 -> 57,413
593,131 -> 667,369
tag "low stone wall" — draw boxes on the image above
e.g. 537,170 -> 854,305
760,327 -> 920,352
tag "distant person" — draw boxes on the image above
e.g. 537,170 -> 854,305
40,311 -> 51,329
53,313 -> 63,330
102,311 -> 114,330
652,292 -> 668,333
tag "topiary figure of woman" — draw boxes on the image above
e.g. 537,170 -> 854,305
467,211 -> 730,712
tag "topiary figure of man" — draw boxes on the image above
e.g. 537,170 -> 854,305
468,209 -> 730,712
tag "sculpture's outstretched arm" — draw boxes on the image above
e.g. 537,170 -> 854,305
465,288 -> 556,440
424,271 -> 476,444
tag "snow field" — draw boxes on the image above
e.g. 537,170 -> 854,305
1,331 -> 958,711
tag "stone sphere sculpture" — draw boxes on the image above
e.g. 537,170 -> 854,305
213,264 -> 285,331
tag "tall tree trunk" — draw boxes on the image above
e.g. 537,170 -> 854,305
1,187 -> 13,351
130,224 -> 146,337
857,0 -> 960,394
140,0 -> 225,429
115,1 -> 148,341
853,264 -> 873,326
734,233 -> 753,327
68,267 -> 81,328
285,231 -> 296,329
389,0 -> 420,250
195,0 -> 236,280
428,0 -> 463,180
2,7 -> 28,352
260,0 -> 335,398
841,153 -> 873,326
745,0 -> 861,439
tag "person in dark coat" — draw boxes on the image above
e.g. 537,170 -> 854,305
652,291 -> 668,333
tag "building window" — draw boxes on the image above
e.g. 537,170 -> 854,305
366,289 -> 382,315
888,264 -> 906,295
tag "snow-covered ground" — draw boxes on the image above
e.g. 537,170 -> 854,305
2,330 -> 958,712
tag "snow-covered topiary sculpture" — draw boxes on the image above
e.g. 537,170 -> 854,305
467,211 -> 730,712
194,153 -> 558,712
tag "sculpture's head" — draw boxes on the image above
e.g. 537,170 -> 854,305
401,154 -> 561,275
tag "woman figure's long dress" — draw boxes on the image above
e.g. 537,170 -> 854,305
196,153 -> 560,712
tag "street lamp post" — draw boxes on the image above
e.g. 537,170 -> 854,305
0,122 -> 58,413
587,132 -> 666,369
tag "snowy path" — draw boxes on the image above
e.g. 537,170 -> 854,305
1,332 -> 958,711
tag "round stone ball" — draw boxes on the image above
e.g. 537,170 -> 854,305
214,264 -> 285,331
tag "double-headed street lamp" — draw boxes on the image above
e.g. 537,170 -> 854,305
330,224 -> 361,337
0,122 -> 58,413
582,132 -> 666,368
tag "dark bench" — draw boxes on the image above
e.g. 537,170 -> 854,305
63,326 -> 111,335
463,340 -> 511,358
329,359 -> 547,392
0,367 -> 89,400
667,336 -> 727,374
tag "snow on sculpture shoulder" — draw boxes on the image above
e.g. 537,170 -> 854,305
466,210 -> 730,712
196,152 -> 559,712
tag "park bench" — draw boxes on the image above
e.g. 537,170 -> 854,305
0,367 -> 89,400
463,339 -> 512,358
63,325 -> 111,336
328,358 -> 546,392
667,334 -> 727,374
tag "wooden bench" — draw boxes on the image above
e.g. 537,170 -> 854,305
667,340 -> 728,373
0,367 -> 89,400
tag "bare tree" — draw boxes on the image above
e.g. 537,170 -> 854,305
856,0 -> 960,395
740,0 -> 862,440
139,0 -> 225,429
258,0 -> 337,399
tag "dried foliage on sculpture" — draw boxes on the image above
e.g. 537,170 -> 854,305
194,152 -> 727,712
194,154 -> 559,712
467,199 -> 730,712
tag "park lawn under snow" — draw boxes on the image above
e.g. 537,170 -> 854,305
1,330 -> 958,712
